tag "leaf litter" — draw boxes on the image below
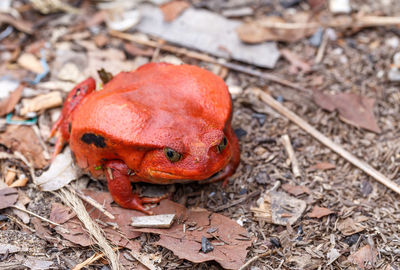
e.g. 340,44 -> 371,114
49,190 -> 252,269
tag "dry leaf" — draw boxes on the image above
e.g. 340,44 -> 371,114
338,217 -> 365,236
0,187 -> 18,209
308,206 -> 334,218
53,190 -> 251,269
160,0 -> 190,22
236,13 -> 318,43
313,91 -> 381,133
35,147 -> 82,191
251,190 -> 306,225
348,245 -> 377,269
0,83 -> 24,117
281,183 -> 311,196
0,125 -> 48,169
309,162 -> 336,171
281,49 -> 311,74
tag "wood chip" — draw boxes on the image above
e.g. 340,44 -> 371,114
131,214 -> 176,228
20,92 -> 63,116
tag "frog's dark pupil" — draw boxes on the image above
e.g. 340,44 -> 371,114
223,137 -> 227,145
167,150 -> 174,158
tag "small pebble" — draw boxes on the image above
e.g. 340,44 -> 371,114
325,28 -> 337,41
309,28 -> 324,47
343,233 -> 360,246
270,237 -> 281,248
201,236 -> 214,253
329,0 -> 351,14
234,128 -> 247,139
239,188 -> 247,195
276,96 -> 284,103
252,113 -> 266,125
386,37 -> 399,49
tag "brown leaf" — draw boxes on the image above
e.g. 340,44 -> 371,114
0,125 -> 48,169
348,245 -> 377,269
338,217 -> 365,236
51,190 -> 251,269
0,83 -> 24,117
313,91 -> 381,133
282,183 -> 311,196
88,190 -> 251,269
0,187 -> 18,209
309,162 -> 336,171
236,13 -> 318,43
281,49 -> 311,74
307,206 -> 334,218
160,0 -> 190,22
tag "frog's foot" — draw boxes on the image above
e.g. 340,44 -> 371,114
105,160 -> 166,215
49,78 -> 96,158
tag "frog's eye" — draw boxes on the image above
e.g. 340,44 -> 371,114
217,136 -> 228,153
163,147 -> 182,163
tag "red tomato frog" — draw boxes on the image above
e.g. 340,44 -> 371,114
50,63 -> 240,214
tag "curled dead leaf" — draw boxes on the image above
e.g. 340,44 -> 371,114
309,162 -> 336,171
348,244 -> 377,269
338,217 -> 365,236
0,82 -> 24,117
0,187 -> 18,209
281,183 -> 311,196
307,206 -> 334,218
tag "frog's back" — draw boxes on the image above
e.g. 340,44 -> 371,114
69,63 -> 232,172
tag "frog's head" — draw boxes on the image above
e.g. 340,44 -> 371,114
136,127 -> 234,183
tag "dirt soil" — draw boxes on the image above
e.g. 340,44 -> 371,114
0,0 -> 400,269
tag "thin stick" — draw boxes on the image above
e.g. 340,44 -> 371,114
10,205 -> 61,227
73,188 -> 115,220
72,247 -> 122,270
281,134 -> 301,178
252,89 -> 400,195
238,250 -> 273,270
256,15 -> 400,29
59,188 -> 120,270
315,31 -> 328,64
108,30 -> 310,93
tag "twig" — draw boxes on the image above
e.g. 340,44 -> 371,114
59,188 -> 121,270
73,188 -> 115,220
281,134 -> 301,178
252,88 -> 400,196
72,247 -> 122,270
238,250 -> 273,270
108,30 -> 310,93
10,205 -> 61,227
212,190 -> 261,212
257,15 -> 400,29
315,30 -> 328,64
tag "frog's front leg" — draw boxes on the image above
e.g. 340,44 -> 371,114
105,160 -> 166,215
49,78 -> 96,159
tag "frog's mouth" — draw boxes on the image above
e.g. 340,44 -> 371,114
147,157 -> 232,184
